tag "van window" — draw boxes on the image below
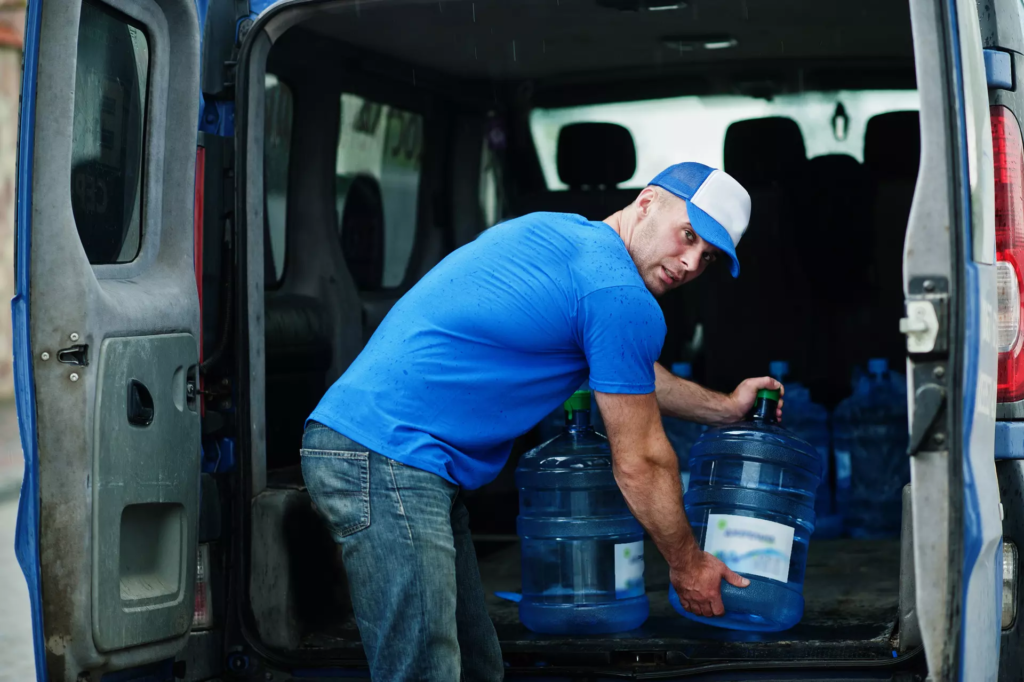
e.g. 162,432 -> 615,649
336,94 -> 423,290
70,0 -> 149,264
264,74 -> 293,285
530,90 -> 920,189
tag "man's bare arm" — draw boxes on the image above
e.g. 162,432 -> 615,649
595,390 -> 748,617
654,363 -> 784,425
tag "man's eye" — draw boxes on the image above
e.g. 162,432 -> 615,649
684,230 -> 695,242
703,252 -> 717,263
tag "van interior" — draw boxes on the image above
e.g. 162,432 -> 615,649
234,0 -> 924,674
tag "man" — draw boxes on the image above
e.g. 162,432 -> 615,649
303,162 -> 781,681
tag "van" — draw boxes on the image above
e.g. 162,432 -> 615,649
11,0 -> 1022,679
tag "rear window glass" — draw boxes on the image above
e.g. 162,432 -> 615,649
265,74 -> 293,285
530,90 -> 919,190
70,0 -> 149,264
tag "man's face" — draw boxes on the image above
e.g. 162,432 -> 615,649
629,191 -> 722,296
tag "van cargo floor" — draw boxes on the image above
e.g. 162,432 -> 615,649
297,538 -> 902,665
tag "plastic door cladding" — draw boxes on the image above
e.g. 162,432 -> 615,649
14,0 -> 203,679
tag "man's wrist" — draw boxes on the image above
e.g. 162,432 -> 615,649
665,533 -> 702,568
708,391 -> 741,426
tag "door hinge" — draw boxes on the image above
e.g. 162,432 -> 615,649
908,381 -> 947,456
199,99 -> 234,137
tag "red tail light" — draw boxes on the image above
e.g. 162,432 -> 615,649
994,106 -> 1024,403
193,543 -> 213,629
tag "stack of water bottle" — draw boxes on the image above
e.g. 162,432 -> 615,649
515,359 -> 909,634
833,359 -> 911,538
775,358 -> 911,540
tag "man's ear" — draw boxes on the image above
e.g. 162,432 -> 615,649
636,186 -> 658,219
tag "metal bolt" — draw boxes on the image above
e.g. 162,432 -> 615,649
933,432 -> 946,445
238,18 -> 254,42
69,332 -> 79,342
934,366 -> 946,379
69,373 -> 79,382
40,352 -> 49,361
923,279 -> 935,292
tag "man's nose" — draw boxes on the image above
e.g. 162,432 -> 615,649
680,253 -> 698,272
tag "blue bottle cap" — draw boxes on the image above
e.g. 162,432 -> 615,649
868,358 -> 889,376
671,362 -> 692,379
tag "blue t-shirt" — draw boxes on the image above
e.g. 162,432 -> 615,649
308,212 -> 667,489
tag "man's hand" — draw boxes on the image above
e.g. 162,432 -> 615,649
671,548 -> 750,617
723,376 -> 784,424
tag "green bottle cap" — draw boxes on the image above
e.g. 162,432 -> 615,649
564,390 -> 591,419
757,388 -> 782,401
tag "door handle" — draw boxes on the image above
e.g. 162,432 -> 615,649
127,379 -> 154,426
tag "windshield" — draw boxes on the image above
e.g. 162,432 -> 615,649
530,90 -> 920,190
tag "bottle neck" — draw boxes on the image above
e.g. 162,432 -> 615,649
566,408 -> 592,431
750,397 -> 778,424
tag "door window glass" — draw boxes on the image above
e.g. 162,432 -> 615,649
530,90 -> 920,189
264,74 -> 293,284
70,0 -> 149,264
336,94 -> 423,290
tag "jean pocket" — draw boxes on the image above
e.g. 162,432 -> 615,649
300,449 -> 370,538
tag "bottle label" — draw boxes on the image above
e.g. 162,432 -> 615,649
834,450 -> 852,488
614,540 -> 645,599
704,514 -> 795,583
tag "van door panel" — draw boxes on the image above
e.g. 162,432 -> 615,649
16,0 -> 203,678
907,0 -> 1001,678
906,0 -> 961,675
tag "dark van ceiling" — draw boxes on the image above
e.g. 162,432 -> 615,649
299,0 -> 914,82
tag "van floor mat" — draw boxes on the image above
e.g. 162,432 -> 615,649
480,538 -> 901,662
294,538 -> 901,665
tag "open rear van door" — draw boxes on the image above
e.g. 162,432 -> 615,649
905,0 -> 1002,679
14,0 -> 204,679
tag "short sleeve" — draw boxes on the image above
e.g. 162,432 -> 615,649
577,285 -> 666,394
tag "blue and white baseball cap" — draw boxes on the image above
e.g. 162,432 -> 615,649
649,162 -> 751,277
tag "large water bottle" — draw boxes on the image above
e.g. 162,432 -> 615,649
833,359 -> 909,538
516,389 -> 649,634
769,361 -> 841,539
662,362 -> 705,492
669,388 -> 821,631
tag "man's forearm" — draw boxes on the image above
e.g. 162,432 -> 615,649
612,435 -> 699,569
654,362 -> 739,425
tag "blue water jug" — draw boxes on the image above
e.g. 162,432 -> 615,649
769,361 -> 841,539
662,362 -> 704,492
833,359 -> 909,539
669,388 -> 821,631
516,390 -> 649,634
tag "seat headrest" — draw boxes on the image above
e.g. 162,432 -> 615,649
723,117 -> 807,188
338,174 -> 386,291
557,122 -> 637,188
864,111 -> 920,180
797,154 -> 871,291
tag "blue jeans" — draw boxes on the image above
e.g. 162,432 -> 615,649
301,422 -> 504,681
